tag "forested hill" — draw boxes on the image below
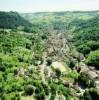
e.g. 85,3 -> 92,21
0,11 -> 32,29
73,15 -> 99,69
74,15 -> 99,30
22,11 -> 99,21
73,15 -> 99,52
21,11 -> 99,32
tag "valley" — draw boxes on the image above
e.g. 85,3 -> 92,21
0,11 -> 99,100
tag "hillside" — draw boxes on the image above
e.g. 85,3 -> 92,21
22,11 -> 99,31
0,11 -> 99,100
0,11 -> 32,29
73,15 -> 99,54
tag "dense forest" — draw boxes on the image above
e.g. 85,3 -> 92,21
0,11 -> 32,29
73,15 -> 99,69
0,11 -> 99,100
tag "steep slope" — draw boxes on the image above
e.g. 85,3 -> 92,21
0,11 -> 32,29
73,15 -> 99,55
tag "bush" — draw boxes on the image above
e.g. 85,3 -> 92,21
0,83 -> 4,93
78,72 -> 90,87
58,85 -> 71,97
44,87 -> 50,95
0,65 -> 5,72
13,69 -> 18,75
0,93 -> 20,100
55,68 -> 61,79
89,88 -> 99,100
86,50 -> 99,69
84,88 -> 99,100
50,83 -> 57,94
11,93 -> 20,100
50,94 -> 56,100
46,58 -> 52,66
0,58 -> 5,72
77,44 -> 91,55
35,87 -> 40,94
24,85 -> 34,95
68,70 -> 79,80
84,90 -> 92,100
87,41 -> 99,51
41,82 -> 49,95
1,94 -> 6,100
69,58 -> 76,69
36,91 -> 45,100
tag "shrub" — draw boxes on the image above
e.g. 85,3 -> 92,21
36,91 -> 45,100
50,94 -> 56,100
68,70 -> 79,80
86,50 -> 99,69
24,85 -> 34,95
0,93 -> 20,100
13,69 -> 18,75
11,93 -> 20,100
87,41 -> 99,51
89,88 -> 99,100
35,87 -> 41,94
69,58 -> 76,69
0,58 -> 5,72
50,83 -> 57,94
46,58 -> 52,66
77,44 -> 91,55
58,85 -> 71,97
78,72 -> 90,87
84,90 -> 92,100
0,83 -> 4,93
1,94 -> 6,100
0,65 -> 5,72
55,68 -> 61,79
44,87 -> 50,95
